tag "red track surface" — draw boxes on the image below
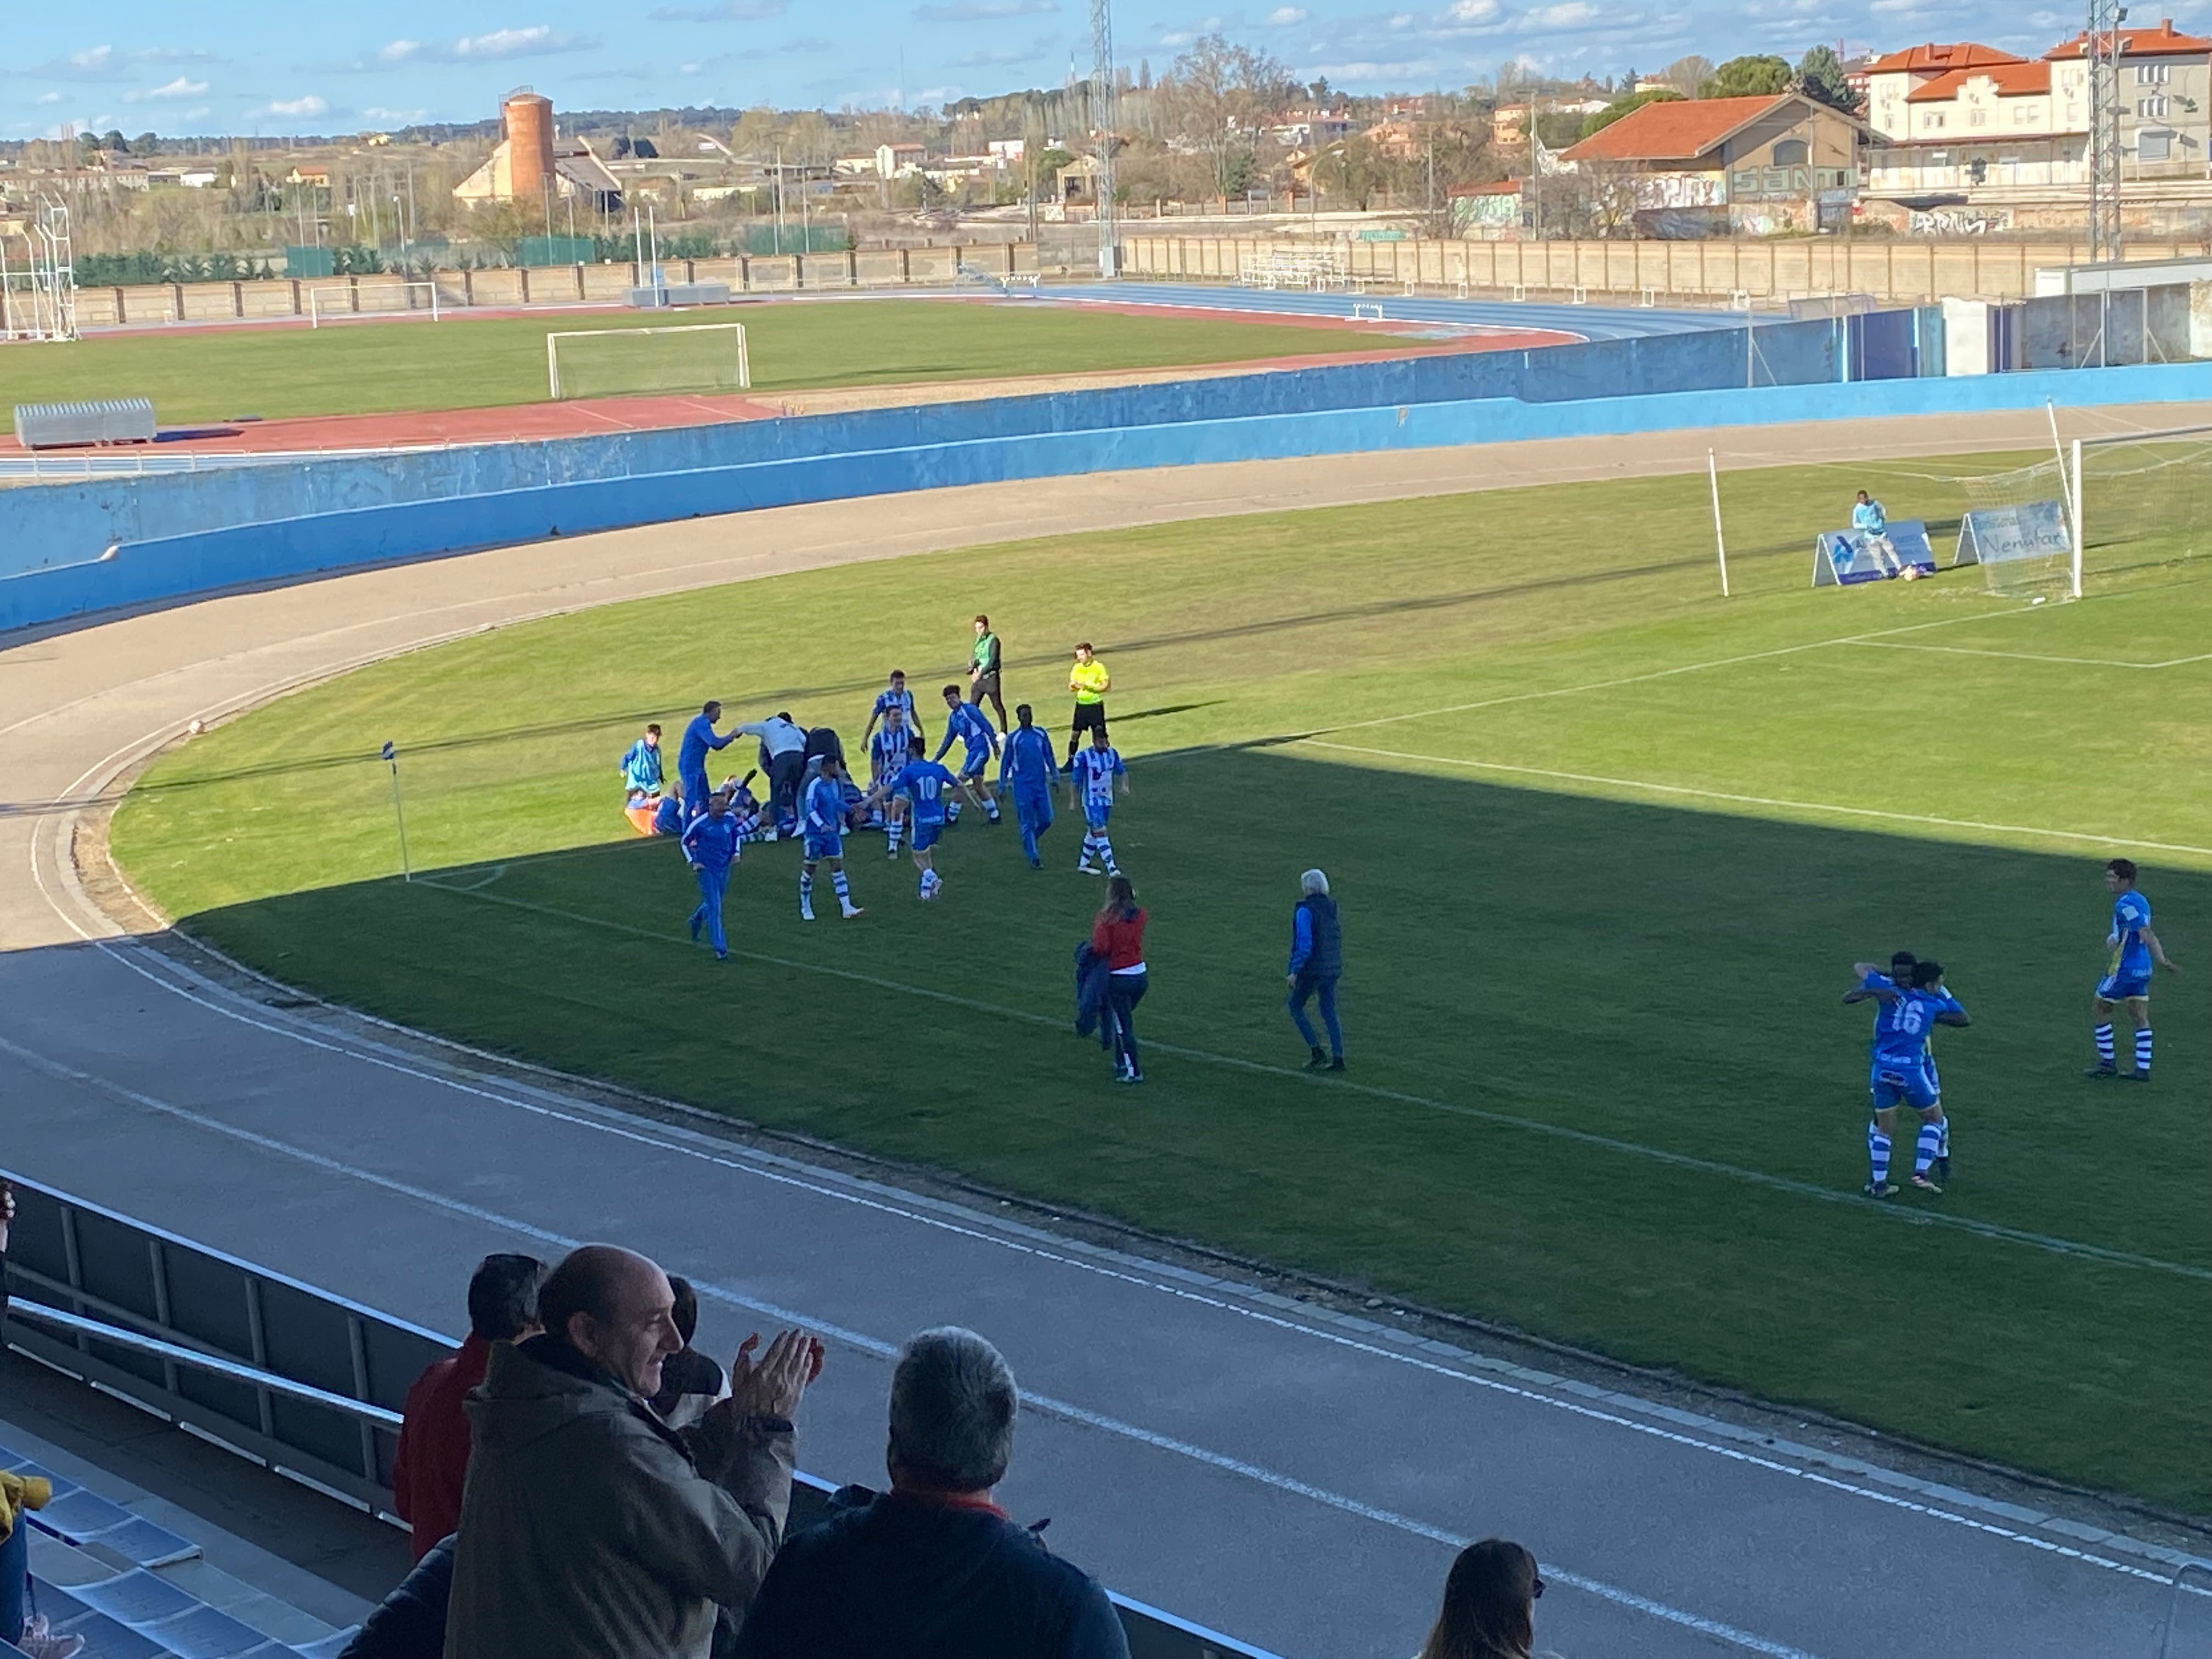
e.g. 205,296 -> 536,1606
4,312 -> 1577,458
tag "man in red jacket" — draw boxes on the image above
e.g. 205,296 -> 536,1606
391,1252 -> 545,1559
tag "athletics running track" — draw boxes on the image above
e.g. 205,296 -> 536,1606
5,403 -> 2209,1659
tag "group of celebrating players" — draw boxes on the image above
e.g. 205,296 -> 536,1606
615,617 -> 1132,960
1845,857 -> 2179,1199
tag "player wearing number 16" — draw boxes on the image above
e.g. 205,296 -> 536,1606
1843,955 -> 1970,1197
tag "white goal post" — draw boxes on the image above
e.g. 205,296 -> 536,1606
545,323 -> 752,400
307,281 -> 441,328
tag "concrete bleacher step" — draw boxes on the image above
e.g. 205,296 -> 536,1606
0,1449 -> 198,1571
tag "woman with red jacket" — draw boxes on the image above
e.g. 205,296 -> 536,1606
1090,875 -> 1149,1084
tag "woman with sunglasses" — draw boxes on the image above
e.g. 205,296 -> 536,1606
1417,1538 -> 1547,1659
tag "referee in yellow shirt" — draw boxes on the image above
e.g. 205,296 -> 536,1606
1066,642 -> 1110,768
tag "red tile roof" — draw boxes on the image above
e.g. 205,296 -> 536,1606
1905,62 -> 2053,100
2045,18 -> 2212,58
1560,94 -> 1796,163
1448,177 -> 1524,196
1864,42 -> 2025,75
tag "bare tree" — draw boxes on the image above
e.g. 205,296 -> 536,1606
1659,55 -> 1714,95
1164,34 -> 1297,200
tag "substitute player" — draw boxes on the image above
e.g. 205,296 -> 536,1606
1067,642 -> 1110,768
934,685 -> 1002,826
2087,857 -> 2180,1081
1068,726 -> 1130,877
999,703 -> 1059,870
798,758 -> 865,922
1850,489 -> 1902,578
860,736 -> 983,902
1843,953 -> 1970,1195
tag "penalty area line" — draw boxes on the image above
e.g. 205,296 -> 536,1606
413,876 -> 2212,1284
1848,640 -> 2212,670
1299,738 -> 2212,862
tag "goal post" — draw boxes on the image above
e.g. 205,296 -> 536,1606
307,281 -> 440,328
545,323 -> 752,400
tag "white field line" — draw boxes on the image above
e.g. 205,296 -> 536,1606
1848,641 -> 2212,670
1298,739 -> 2212,861
405,871 -> 2212,1283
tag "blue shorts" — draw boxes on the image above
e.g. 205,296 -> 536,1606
1084,802 -> 1111,831
803,832 -> 844,862
2096,970 -> 2151,1002
958,750 -> 990,780
912,819 -> 943,853
1870,1059 -> 1940,1111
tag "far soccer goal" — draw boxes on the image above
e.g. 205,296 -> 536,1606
307,281 -> 441,328
546,323 -> 752,400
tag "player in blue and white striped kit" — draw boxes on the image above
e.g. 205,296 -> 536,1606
1843,953 -> 1971,1195
2086,857 -> 2180,1082
868,706 -> 915,857
998,704 -> 1059,870
934,685 -> 1001,826
1066,728 -> 1128,877
863,670 -> 926,747
680,793 -> 742,961
859,736 -> 979,901
798,757 -> 864,922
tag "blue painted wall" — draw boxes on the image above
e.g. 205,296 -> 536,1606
8,358 -> 2211,636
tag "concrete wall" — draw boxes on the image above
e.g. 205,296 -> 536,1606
9,359 -> 2212,636
2017,284 -> 2196,369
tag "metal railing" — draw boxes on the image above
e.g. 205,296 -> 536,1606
1,1171 -> 1275,1658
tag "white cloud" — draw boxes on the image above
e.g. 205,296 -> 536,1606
1443,0 -> 1503,19
912,0 -> 1056,17
1520,0 -> 1599,22
1265,5 -> 1308,21
456,26 -> 561,55
126,76 -> 210,101
363,104 -> 430,121
263,94 -> 329,117
71,44 -> 115,70
379,40 -> 422,61
180,106 -> 211,120
339,26 -> 592,69
36,92 -> 63,105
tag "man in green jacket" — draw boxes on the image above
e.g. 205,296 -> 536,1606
443,1245 -> 822,1659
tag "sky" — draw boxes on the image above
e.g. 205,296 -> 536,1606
0,0 -> 2186,140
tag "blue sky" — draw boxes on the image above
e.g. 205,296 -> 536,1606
0,0 -> 2175,139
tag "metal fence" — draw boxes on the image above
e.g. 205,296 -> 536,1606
0,1171 -> 1274,1658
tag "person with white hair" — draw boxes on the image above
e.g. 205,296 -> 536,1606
732,1328 -> 1127,1659
1286,868 -> 1345,1072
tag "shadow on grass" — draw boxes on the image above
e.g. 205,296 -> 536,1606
160,745 -> 2212,1511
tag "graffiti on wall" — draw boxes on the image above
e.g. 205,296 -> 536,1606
1909,207 -> 2013,235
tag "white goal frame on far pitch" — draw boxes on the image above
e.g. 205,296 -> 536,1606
307,281 -> 441,328
544,323 -> 752,399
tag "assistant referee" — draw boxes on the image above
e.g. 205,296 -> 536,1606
1066,641 -> 1110,767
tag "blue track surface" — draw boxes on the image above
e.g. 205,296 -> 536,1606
1032,280 -> 1728,341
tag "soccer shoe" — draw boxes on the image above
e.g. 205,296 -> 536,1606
986,809 -> 1001,824
1910,1173 -> 1943,1193
1077,861 -> 1101,876
689,912 -> 703,943
2084,1064 -> 2118,1079
2121,1070 -> 2152,1084
1863,1180 -> 1898,1200
1115,1068 -> 1144,1085
840,903 -> 865,919
799,903 -> 815,922
1305,1046 -> 1328,1069
714,949 -> 728,962
1028,857 -> 1043,871
887,844 -> 901,860
1933,1154 -> 1950,1183
1325,1057 -> 1346,1072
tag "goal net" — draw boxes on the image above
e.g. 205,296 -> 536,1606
546,324 -> 752,400
2075,425 -> 2212,586
1952,458 -> 2075,601
307,281 -> 441,328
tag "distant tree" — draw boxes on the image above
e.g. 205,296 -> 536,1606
1699,55 -> 1792,99
1795,44 -> 1861,113
101,128 -> 128,153
132,131 -> 159,154
1534,111 -> 1586,149
1620,65 -> 1641,92
1138,58 -> 1152,89
1659,55 -> 1714,95
1582,88 -> 1683,138
1164,34 -> 1297,198
1307,75 -> 1333,104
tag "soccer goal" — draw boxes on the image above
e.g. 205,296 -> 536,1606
545,323 -> 751,400
307,281 -> 441,328
1951,423 -> 2212,601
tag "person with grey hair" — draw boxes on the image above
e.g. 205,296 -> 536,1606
1286,867 -> 1345,1071
732,1328 -> 1127,1659
442,1244 -> 823,1659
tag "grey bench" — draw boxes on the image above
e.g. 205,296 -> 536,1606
13,398 -> 157,449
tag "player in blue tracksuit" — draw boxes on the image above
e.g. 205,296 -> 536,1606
933,685 -> 1001,825
998,703 -> 1059,870
680,794 -> 742,961
677,702 -> 736,823
799,758 -> 864,922
1843,953 -> 1971,1195
619,724 -> 664,796
861,736 -> 980,901
651,788 -> 687,837
2087,857 -> 2180,1081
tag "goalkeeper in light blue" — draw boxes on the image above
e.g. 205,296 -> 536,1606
1067,727 -> 1129,877
998,703 -> 1060,870
2086,857 -> 2180,1082
1850,489 -> 1902,577
1843,953 -> 1970,1196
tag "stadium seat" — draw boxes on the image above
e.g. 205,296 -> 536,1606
0,1445 -> 199,1568
27,1578 -> 176,1659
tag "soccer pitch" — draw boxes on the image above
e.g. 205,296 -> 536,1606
110,454 -> 2212,1511
0,300 -> 1425,425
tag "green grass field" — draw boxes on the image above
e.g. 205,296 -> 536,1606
111,453 -> 2212,1511
0,300 -> 1413,425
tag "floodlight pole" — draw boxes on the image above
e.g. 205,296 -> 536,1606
1708,448 -> 1730,597
1091,0 -> 1117,278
